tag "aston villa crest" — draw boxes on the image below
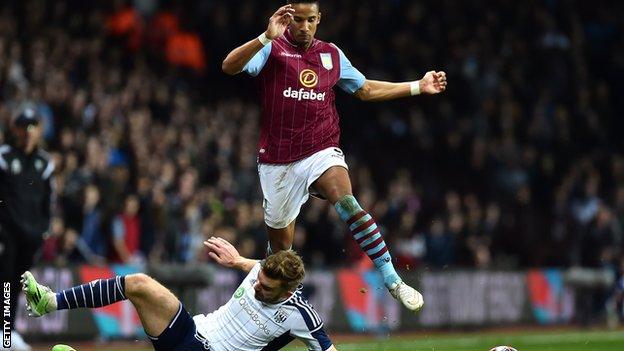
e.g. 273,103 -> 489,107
320,53 -> 333,70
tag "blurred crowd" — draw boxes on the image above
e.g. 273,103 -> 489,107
1,0 -> 623,276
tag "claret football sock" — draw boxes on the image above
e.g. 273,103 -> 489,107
335,195 -> 401,288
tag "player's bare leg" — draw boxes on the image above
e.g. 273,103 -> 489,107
22,271 -> 180,337
123,273 -> 181,336
312,166 -> 424,312
266,220 -> 296,254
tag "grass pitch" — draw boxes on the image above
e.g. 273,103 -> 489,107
283,329 -> 624,351
31,328 -> 624,350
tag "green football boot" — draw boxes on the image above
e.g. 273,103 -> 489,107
21,271 -> 57,317
52,345 -> 77,351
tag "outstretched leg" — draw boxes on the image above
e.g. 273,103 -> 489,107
121,274 -> 181,337
312,166 -> 424,311
21,271 -> 180,337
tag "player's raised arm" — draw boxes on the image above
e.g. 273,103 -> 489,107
353,71 -> 448,102
204,237 -> 258,272
221,5 -> 295,75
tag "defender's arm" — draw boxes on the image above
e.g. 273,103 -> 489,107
204,237 -> 258,273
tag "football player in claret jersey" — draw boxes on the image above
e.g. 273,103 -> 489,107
22,237 -> 337,351
222,0 -> 447,311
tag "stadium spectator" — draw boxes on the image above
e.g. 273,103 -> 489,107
112,194 -> 143,264
165,30 -> 206,73
0,108 -> 55,350
424,218 -> 454,268
79,183 -> 107,264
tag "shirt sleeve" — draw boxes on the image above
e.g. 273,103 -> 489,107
291,324 -> 333,351
243,43 -> 272,77
248,262 -> 262,278
289,305 -> 332,351
336,47 -> 366,94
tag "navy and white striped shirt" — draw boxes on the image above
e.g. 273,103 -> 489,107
193,263 -> 333,351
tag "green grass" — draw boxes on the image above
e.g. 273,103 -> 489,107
33,329 -> 624,350
282,329 -> 624,351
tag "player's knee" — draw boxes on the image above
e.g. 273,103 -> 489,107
334,194 -> 366,221
125,273 -> 154,298
335,194 -> 362,212
322,186 -> 351,204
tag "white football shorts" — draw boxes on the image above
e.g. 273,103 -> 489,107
258,147 -> 348,229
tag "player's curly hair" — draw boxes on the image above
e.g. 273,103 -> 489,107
262,250 -> 305,291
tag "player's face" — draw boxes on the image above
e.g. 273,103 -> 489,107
12,123 -> 41,154
254,269 -> 291,304
289,3 -> 321,47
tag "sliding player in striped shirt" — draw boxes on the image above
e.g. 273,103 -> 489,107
22,237 -> 336,350
222,0 -> 447,311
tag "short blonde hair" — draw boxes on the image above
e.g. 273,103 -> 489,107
262,250 -> 305,291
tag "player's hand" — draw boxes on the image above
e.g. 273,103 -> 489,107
419,71 -> 447,94
204,236 -> 241,268
266,5 -> 295,40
